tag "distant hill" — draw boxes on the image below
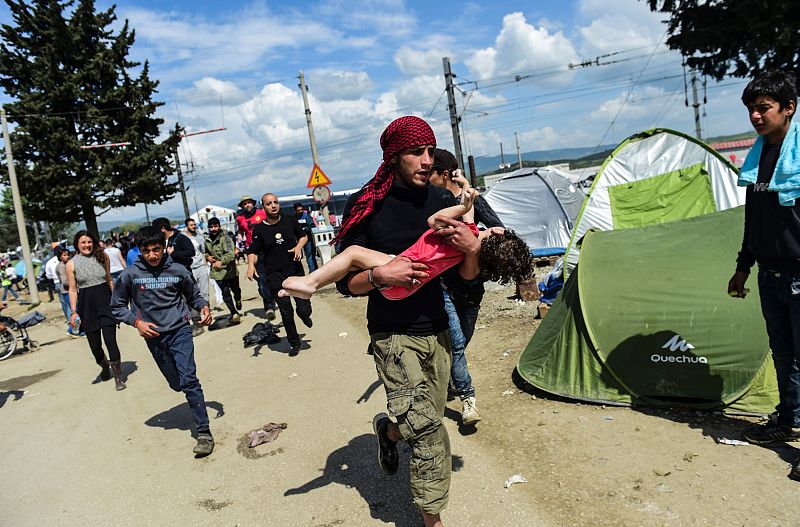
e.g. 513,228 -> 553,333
473,145 -> 615,176
475,129 -> 757,177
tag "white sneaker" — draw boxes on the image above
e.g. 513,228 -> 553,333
461,396 -> 481,426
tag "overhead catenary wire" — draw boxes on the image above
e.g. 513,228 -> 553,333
589,31 -> 669,155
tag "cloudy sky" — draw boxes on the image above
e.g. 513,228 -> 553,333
2,0 -> 753,221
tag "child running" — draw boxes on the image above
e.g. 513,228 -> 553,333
280,172 -> 533,300
110,226 -> 216,457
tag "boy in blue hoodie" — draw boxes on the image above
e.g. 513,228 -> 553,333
111,226 -> 215,456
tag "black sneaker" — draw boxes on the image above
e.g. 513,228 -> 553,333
742,423 -> 800,445
289,343 -> 301,357
299,313 -> 313,328
792,456 -> 800,480
372,413 -> 399,475
191,325 -> 205,337
193,433 -> 215,457
266,308 -> 277,321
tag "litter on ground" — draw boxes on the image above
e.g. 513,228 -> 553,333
717,438 -> 749,446
504,474 -> 528,489
247,423 -> 288,448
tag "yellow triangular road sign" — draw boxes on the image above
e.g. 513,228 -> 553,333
307,164 -> 332,188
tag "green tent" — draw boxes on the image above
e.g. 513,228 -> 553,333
518,206 -> 777,414
564,128 -> 744,279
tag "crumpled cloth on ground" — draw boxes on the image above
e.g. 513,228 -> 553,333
248,422 -> 288,447
242,322 -> 280,347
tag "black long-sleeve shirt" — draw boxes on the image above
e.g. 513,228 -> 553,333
335,183 -> 457,335
472,194 -> 504,230
167,230 -> 196,271
736,142 -> 800,273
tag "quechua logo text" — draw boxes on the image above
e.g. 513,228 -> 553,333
651,334 -> 708,364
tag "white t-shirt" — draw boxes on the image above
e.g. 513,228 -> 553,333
104,247 -> 125,273
5,265 -> 16,280
45,256 -> 60,281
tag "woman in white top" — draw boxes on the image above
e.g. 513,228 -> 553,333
103,238 -> 126,280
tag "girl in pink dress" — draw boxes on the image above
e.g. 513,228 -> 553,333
280,174 -> 533,300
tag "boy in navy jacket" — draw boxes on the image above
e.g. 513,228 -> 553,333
111,226 -> 215,456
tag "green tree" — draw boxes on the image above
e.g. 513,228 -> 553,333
646,0 -> 799,85
0,0 -> 180,237
0,186 -> 75,252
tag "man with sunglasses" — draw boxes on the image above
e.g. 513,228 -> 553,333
246,193 -> 312,356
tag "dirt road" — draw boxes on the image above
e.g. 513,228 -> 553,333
4,269 -> 800,526
1,277 -> 551,526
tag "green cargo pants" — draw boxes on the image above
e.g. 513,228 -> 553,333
370,331 -> 452,515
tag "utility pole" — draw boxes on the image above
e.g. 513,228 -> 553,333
515,132 -> 523,169
298,71 -> 321,167
188,161 -> 201,219
174,127 -> 225,222
1,108 -> 40,304
467,155 -> 477,188
144,203 -> 151,224
500,142 -> 506,168
442,57 -> 465,171
298,70 -> 330,225
690,69 -> 703,140
174,145 -> 191,221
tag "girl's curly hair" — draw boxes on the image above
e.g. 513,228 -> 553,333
72,230 -> 108,268
478,230 -> 534,284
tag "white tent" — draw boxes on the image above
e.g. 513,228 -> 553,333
482,166 -> 587,254
191,205 -> 237,231
563,128 -> 744,277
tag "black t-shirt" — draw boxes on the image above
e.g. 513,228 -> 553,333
248,215 -> 306,288
336,183 -> 458,336
736,142 -> 800,272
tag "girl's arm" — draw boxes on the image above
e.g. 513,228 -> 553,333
428,188 -> 478,229
104,254 -> 113,289
67,261 -> 78,323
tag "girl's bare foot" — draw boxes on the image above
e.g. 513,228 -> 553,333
279,277 -> 316,299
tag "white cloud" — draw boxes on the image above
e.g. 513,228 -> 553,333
117,5 -> 366,85
464,12 -> 578,82
575,0 -> 666,57
316,0 -> 417,36
590,85 -> 668,123
176,77 -> 251,106
394,47 -> 453,76
307,70 -> 374,101
518,126 -> 563,151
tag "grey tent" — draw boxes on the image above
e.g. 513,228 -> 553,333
482,166 -> 586,254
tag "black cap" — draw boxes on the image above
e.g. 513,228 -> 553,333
432,148 -> 458,172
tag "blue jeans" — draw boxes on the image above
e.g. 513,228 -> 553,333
443,289 -> 481,399
255,260 -> 276,311
145,325 -> 210,434
303,242 -> 318,272
1,284 -> 19,301
59,292 -> 72,330
758,267 -> 800,427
